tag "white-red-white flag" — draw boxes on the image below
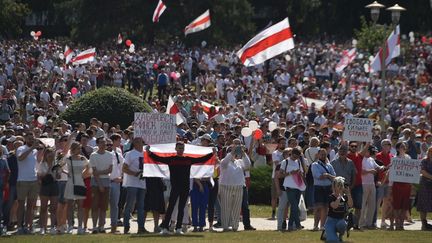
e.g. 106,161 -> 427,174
71,48 -> 96,65
237,18 -> 295,67
184,10 -> 211,36
166,95 -> 186,125
143,143 -> 216,178
64,45 -> 74,64
152,0 -> 167,23
370,25 -> 400,72
335,48 -> 357,73
117,33 -> 123,44
200,100 -> 219,114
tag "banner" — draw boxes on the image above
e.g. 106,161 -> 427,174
342,117 -> 373,142
134,113 -> 176,145
389,158 -> 422,184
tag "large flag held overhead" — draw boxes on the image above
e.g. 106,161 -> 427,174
335,48 -> 357,73
143,143 -> 216,179
370,25 -> 400,72
184,10 -> 211,36
71,48 -> 96,65
166,95 -> 186,125
237,17 -> 295,67
152,0 -> 167,23
64,45 -> 74,64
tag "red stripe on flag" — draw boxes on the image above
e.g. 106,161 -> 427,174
154,2 -> 165,22
240,27 -> 293,64
169,103 -> 179,114
64,48 -> 73,56
72,52 -> 95,62
185,15 -> 210,31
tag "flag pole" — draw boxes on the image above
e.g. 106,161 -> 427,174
379,29 -> 387,128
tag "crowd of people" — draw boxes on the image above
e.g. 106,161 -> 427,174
0,36 -> 432,239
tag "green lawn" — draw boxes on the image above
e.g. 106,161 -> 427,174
3,230 -> 431,243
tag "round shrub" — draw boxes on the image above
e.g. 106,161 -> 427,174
249,165 -> 272,205
60,87 -> 152,129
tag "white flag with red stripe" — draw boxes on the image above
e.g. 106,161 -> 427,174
200,100 -> 219,114
71,48 -> 96,65
167,95 -> 187,125
117,33 -> 123,44
143,143 -> 216,178
370,25 -> 400,72
64,45 -> 74,64
237,18 -> 295,67
152,0 -> 167,23
184,10 -> 211,36
335,48 -> 356,73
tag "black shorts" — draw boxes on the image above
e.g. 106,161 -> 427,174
40,182 -> 59,197
314,185 -> 332,207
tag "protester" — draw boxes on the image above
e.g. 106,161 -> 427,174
108,134 -> 124,234
275,148 -> 292,231
417,147 -> 432,231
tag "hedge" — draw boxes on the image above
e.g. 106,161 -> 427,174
60,87 -> 152,129
249,165 -> 272,205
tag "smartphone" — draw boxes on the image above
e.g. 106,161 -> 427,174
233,146 -> 242,157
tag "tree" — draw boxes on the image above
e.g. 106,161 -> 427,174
0,0 -> 30,38
355,16 -> 391,54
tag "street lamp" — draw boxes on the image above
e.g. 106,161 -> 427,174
365,2 -> 406,127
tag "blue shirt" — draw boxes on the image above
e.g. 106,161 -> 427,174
0,158 -> 9,186
311,160 -> 336,186
157,73 -> 168,86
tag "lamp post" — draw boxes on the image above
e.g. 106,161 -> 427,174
365,2 -> 405,128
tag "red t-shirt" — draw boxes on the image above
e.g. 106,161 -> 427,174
347,152 -> 363,186
376,152 -> 393,183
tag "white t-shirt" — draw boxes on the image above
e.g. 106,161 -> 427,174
271,150 -> 284,178
89,151 -> 113,179
16,145 -> 38,181
361,157 -> 379,185
280,158 -> 306,191
219,156 -> 246,186
110,147 -> 124,180
123,149 -> 146,189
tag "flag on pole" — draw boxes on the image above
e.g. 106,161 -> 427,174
71,48 -> 96,65
184,10 -> 211,36
166,95 -> 187,125
64,45 -> 74,64
117,33 -> 123,44
152,0 -> 167,23
200,100 -> 219,114
370,25 -> 400,72
335,48 -> 357,73
143,143 -> 216,179
237,18 -> 295,67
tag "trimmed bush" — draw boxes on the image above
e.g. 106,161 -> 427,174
60,87 -> 152,129
249,165 -> 272,205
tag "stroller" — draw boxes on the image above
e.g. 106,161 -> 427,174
320,209 -> 354,242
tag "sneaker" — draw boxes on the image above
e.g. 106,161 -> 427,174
213,222 -> 222,228
77,227 -> 86,235
271,210 -> 276,220
92,229 -> 99,234
209,226 -> 215,232
98,227 -> 106,234
198,227 -> 204,232
67,225 -> 74,234
49,227 -> 57,235
117,220 -> 123,226
160,228 -> 170,235
387,225 -> 395,231
40,229 -> 46,235
57,225 -> 66,234
421,223 -> 432,231
192,227 -> 199,232
182,224 -> 188,233
244,225 -> 256,231
282,221 -> 287,230
175,228 -> 184,235
380,222 -> 389,229
124,226 -> 130,234
137,228 -> 149,234
311,226 -> 319,231
153,226 -> 161,233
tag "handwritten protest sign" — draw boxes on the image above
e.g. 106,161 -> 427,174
342,117 -> 373,142
389,158 -> 422,184
134,113 -> 176,145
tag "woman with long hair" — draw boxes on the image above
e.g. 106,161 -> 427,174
64,142 -> 92,234
38,147 -> 60,234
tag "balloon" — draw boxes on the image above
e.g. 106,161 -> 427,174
30,31 -> 35,36
35,31 -> 42,37
241,127 -> 252,137
409,31 -> 414,38
249,120 -> 259,131
421,36 -> 427,43
128,47 -> 135,53
175,72 -> 181,79
429,37 -> 432,44
357,53 -> 364,59
58,53 -> 64,59
125,39 -> 132,47
364,63 -> 370,73
37,116 -> 47,125
71,87 -> 78,95
352,39 -> 358,47
33,36 -> 39,41
170,72 -> 177,79
285,54 -> 291,61
410,37 -> 415,44
153,64 -> 158,69
268,121 -> 277,132
130,43 -> 135,49
253,129 -> 263,140
201,40 -> 207,47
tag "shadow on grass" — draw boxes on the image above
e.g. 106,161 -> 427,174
129,234 -> 204,238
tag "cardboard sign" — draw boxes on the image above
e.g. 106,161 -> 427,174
342,118 -> 373,142
134,113 -> 176,145
389,158 -> 422,184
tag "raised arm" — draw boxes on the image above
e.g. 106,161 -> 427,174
189,152 -> 214,164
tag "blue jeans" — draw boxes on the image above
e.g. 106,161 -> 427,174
286,188 -> 301,229
191,182 -> 209,227
324,216 -> 347,243
241,186 -> 251,227
110,182 -> 121,227
124,187 -> 146,229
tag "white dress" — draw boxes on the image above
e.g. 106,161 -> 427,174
64,156 -> 89,200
